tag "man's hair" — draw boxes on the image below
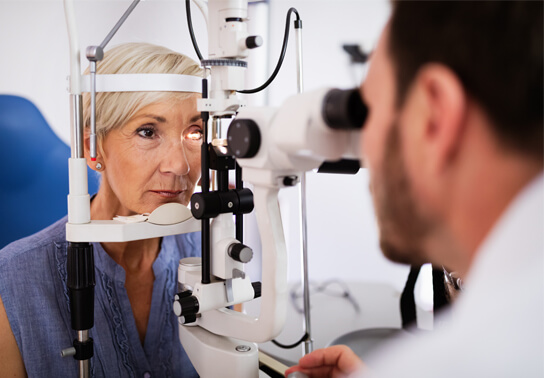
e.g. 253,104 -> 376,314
389,1 -> 543,160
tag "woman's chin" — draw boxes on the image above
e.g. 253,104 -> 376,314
144,199 -> 189,213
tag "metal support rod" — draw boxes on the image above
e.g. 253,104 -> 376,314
295,25 -> 314,355
99,0 -> 141,49
89,61 -> 97,160
211,117 -> 221,191
78,330 -> 90,378
64,0 -> 84,160
300,174 -> 312,356
300,174 -> 314,355
295,28 -> 304,95
212,116 -> 221,140
71,94 -> 84,159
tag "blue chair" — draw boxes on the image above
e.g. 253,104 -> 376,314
0,95 -> 99,249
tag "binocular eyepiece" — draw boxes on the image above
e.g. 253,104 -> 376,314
226,87 -> 367,173
322,88 -> 367,130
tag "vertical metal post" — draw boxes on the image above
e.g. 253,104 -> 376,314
295,24 -> 313,355
295,28 -> 304,95
70,94 -> 84,159
77,331 -> 90,378
89,60 -> 97,160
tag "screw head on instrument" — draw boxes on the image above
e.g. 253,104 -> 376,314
235,345 -> 251,353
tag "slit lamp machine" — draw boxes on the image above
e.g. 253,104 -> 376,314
61,0 -> 367,376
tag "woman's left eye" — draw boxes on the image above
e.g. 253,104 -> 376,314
137,127 -> 155,139
184,126 -> 203,143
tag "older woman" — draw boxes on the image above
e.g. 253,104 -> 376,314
0,43 -> 203,377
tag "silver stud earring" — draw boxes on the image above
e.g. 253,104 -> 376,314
96,162 -> 102,170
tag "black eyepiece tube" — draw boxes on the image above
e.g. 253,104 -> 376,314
322,88 -> 367,130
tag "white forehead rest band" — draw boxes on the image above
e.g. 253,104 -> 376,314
78,74 -> 203,93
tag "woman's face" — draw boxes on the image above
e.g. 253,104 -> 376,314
99,95 -> 202,216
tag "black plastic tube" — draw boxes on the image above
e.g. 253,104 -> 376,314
186,0 -> 204,61
237,8 -> 301,94
272,332 -> 310,349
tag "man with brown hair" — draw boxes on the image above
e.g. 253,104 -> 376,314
286,1 -> 543,377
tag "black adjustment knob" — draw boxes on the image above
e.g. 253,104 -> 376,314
173,295 -> 199,317
191,192 -> 221,219
179,313 -> 197,325
227,119 -> 261,159
237,188 -> 254,214
191,189 -> 254,219
228,243 -> 253,263
246,36 -> 263,49
67,243 -> 96,291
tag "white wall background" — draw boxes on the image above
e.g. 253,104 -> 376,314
0,0 -> 412,292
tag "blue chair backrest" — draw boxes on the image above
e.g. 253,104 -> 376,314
0,95 -> 99,249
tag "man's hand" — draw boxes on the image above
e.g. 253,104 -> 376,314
284,345 -> 365,378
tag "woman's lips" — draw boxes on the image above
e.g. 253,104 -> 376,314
150,190 -> 184,198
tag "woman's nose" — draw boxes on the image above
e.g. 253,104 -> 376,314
160,141 -> 190,176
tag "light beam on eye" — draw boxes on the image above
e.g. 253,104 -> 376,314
186,131 -> 202,141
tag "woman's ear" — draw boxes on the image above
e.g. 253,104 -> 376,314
84,130 -> 104,172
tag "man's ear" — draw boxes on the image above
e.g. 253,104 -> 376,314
416,63 -> 467,173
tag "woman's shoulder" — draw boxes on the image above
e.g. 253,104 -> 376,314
0,216 -> 68,264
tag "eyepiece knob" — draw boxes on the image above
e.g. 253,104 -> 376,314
322,88 -> 367,130
246,36 -> 263,49
228,243 -> 254,263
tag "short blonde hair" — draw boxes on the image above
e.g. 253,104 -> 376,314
83,43 -> 203,141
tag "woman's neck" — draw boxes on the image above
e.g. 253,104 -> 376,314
101,238 -> 161,274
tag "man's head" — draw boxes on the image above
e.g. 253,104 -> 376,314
360,1 -> 543,272
388,1 -> 543,159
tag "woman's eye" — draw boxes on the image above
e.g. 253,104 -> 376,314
137,127 -> 155,139
184,127 -> 203,143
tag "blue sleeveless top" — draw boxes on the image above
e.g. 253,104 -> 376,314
0,216 -> 200,378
